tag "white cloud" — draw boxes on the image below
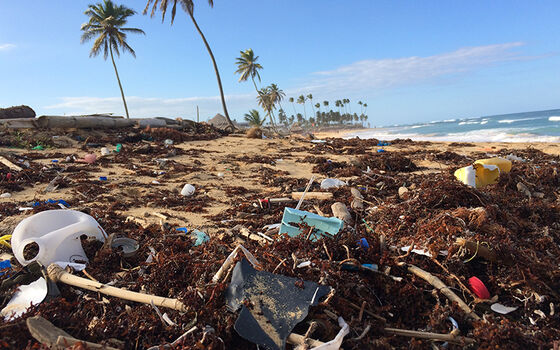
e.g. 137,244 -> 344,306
303,42 -> 529,94
43,94 -> 256,120
0,43 -> 15,51
44,42 -> 539,118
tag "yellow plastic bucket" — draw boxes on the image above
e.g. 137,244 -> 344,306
454,158 -> 512,188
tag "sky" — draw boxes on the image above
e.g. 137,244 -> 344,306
1,0 -> 559,126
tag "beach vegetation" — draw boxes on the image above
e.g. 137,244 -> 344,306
243,109 -> 265,127
81,0 -> 145,119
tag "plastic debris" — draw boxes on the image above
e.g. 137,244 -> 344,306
454,158 -> 512,188
111,237 -> 140,257
226,259 -> 331,350
180,184 -> 195,196
320,178 -> 347,189
11,209 -> 107,266
0,259 -> 12,276
491,303 -> 518,314
311,317 -> 349,350
83,153 -> 97,164
99,176 -> 108,181
0,192 -> 11,198
33,199 -> 69,208
358,238 -> 369,250
176,227 -> 210,246
468,276 -> 490,299
1,277 -> 48,320
100,147 -> 111,156
377,149 -> 386,153
279,208 -> 344,241
115,143 -> 122,152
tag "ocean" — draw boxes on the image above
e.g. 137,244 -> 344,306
346,109 -> 560,143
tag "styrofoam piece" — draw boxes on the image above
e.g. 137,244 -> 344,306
1,277 -> 48,320
11,209 -> 106,266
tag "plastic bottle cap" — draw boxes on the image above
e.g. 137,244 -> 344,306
468,276 -> 490,299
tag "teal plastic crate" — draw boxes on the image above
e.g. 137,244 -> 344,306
279,207 -> 343,241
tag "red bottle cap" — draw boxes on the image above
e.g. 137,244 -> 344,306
468,276 -> 490,299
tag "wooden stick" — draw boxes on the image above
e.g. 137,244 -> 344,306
295,175 -> 315,210
400,263 -> 480,320
47,264 -> 187,312
384,328 -> 475,345
0,156 -> 22,171
291,191 -> 332,201
56,336 -> 120,350
286,332 -> 325,347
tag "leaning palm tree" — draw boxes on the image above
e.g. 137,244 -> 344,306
289,97 -> 297,116
235,49 -> 262,92
307,94 -> 315,119
297,95 -> 307,119
244,109 -> 265,127
256,87 -> 277,128
268,84 -> 285,111
81,0 -> 145,119
145,0 -> 235,130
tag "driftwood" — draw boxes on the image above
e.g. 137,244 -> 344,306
384,328 -> 475,345
291,192 -> 333,201
0,156 -> 23,171
350,187 -> 364,210
27,315 -> 120,350
0,115 -> 190,130
399,263 -> 481,321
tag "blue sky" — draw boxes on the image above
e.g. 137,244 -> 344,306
1,0 -> 559,125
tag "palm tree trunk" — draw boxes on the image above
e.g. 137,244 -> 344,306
188,9 -> 235,131
251,77 -> 259,93
109,45 -> 130,119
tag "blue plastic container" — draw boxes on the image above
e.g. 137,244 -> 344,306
279,208 -> 343,241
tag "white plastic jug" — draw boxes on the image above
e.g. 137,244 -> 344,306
11,210 -> 107,266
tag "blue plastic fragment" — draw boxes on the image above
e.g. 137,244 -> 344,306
377,149 -> 386,153
0,260 -> 11,276
191,230 -> 210,246
33,199 -> 69,207
51,159 -> 59,163
99,176 -> 108,181
358,238 -> 369,250
176,227 -> 209,246
341,262 -> 379,272
279,207 -> 343,241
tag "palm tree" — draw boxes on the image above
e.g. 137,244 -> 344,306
235,48 -> 262,92
256,87 -> 277,128
81,0 -> 145,119
244,109 -> 265,127
269,83 -> 285,111
289,97 -> 297,115
307,94 -> 315,118
145,0 -> 235,130
358,101 -> 363,115
297,95 -> 307,119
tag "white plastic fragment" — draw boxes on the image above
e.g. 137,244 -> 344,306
0,193 -> 11,198
311,317 -> 349,350
296,261 -> 312,268
180,184 -> 195,196
399,246 -> 448,257
53,261 -> 87,271
506,154 -> 524,162
491,303 -> 518,314
320,178 -> 347,190
1,278 -> 48,320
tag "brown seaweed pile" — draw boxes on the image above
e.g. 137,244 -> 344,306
1,134 -> 559,350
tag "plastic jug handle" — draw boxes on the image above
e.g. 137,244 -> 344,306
18,237 -> 45,264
